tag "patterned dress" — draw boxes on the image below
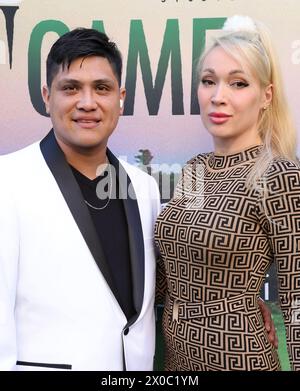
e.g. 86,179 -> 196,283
155,145 -> 300,371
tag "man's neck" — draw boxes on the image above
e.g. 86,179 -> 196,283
56,138 -> 108,180
67,152 -> 108,180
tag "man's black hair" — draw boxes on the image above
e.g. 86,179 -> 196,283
46,28 -> 122,87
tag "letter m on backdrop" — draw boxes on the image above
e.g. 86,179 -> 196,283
124,19 -> 183,116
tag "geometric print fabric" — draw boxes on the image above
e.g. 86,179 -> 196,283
155,145 -> 300,370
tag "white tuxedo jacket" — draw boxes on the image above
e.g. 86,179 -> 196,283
0,131 -> 161,371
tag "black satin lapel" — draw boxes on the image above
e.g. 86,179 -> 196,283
40,130 -> 121,305
107,149 -> 145,316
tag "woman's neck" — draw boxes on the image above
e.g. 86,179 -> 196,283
213,135 -> 262,155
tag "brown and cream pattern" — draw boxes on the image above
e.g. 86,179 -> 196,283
155,145 -> 300,371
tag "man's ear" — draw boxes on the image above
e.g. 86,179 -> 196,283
42,85 -> 50,115
119,87 -> 126,114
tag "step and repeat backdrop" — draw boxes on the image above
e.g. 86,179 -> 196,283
1,0 -> 300,169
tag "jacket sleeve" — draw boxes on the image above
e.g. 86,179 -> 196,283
0,164 -> 19,370
258,160 -> 300,370
147,176 -> 166,306
154,167 -> 188,306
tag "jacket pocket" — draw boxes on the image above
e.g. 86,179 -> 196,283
16,360 -> 72,370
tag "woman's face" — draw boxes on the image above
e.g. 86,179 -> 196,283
197,46 -> 272,153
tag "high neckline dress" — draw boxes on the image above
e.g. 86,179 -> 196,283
155,145 -> 300,371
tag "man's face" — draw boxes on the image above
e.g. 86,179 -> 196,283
42,56 -> 125,154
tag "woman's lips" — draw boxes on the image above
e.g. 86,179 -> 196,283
208,112 -> 232,125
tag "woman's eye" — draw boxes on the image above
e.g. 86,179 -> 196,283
201,79 -> 214,86
231,81 -> 249,88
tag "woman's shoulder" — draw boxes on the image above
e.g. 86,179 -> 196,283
264,157 -> 300,194
267,156 -> 300,175
185,152 -> 212,166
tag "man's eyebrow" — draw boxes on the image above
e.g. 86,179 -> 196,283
56,78 -> 81,86
92,79 -> 115,85
56,78 -> 114,85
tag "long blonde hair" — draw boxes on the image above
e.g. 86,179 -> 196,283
197,18 -> 297,190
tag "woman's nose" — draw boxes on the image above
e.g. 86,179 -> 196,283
211,83 -> 227,105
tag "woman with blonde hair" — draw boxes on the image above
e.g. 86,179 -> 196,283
155,15 -> 300,370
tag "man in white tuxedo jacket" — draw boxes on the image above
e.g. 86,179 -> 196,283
0,28 -> 161,371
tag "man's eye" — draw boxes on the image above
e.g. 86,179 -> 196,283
63,85 -> 77,91
96,85 -> 109,91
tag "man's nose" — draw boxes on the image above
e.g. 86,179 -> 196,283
76,90 -> 98,111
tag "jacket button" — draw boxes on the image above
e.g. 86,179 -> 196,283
124,328 -> 129,335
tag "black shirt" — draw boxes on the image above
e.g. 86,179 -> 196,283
70,164 -> 136,320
